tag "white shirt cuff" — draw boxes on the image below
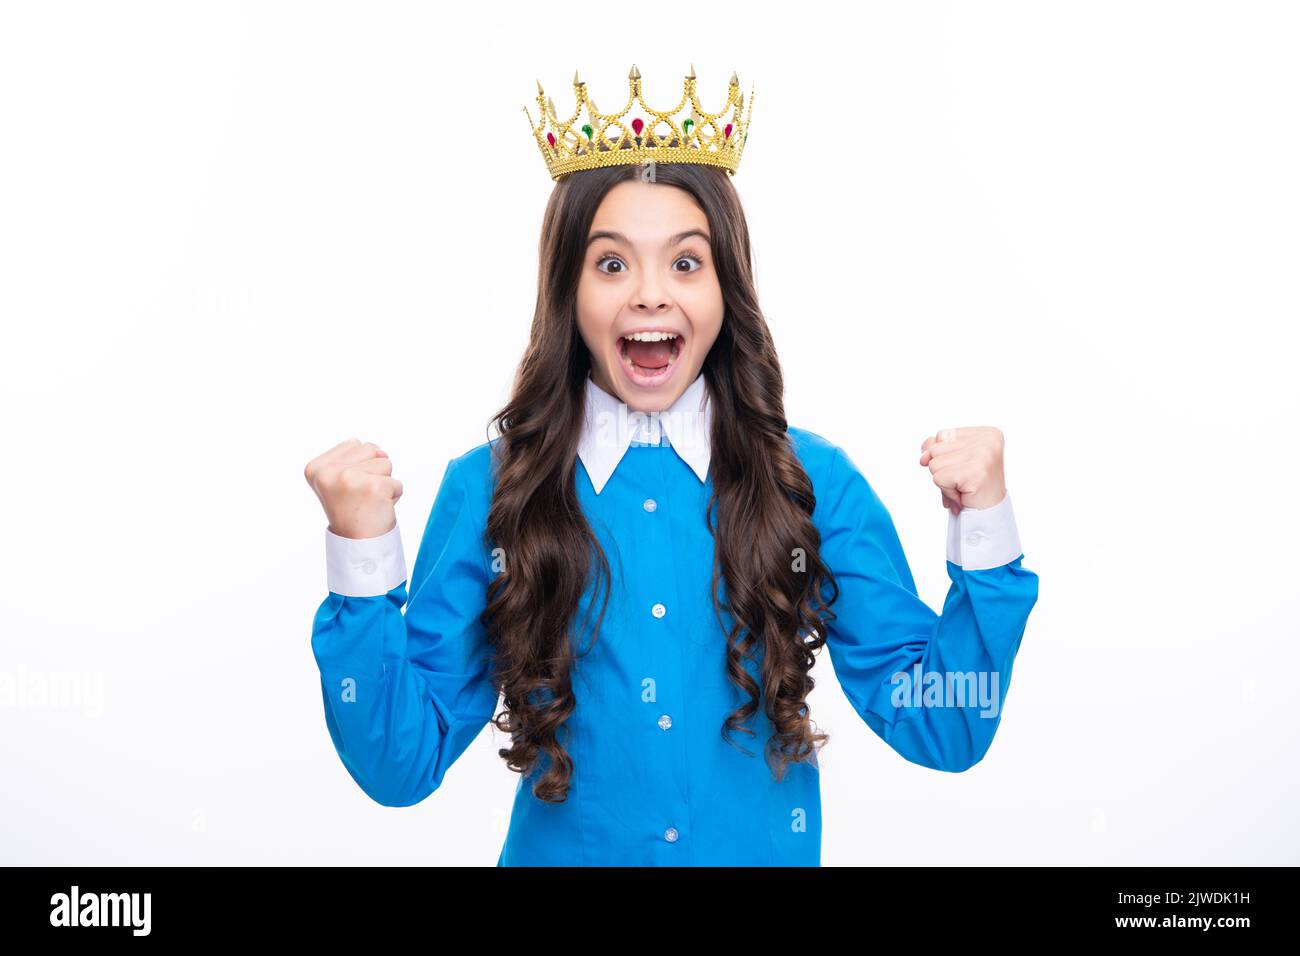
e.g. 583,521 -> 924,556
325,522 -> 407,597
946,490 -> 1023,570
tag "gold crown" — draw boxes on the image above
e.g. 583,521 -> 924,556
524,64 -> 755,181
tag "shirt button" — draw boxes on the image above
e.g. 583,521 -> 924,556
657,714 -> 672,730
643,498 -> 657,512
664,826 -> 679,843
651,603 -> 666,619
360,559 -> 377,574
965,532 -> 984,547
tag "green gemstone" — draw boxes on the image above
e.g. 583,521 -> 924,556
682,118 -> 694,137
582,123 -> 593,140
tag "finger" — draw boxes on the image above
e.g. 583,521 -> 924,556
930,470 -> 958,498
350,473 -> 402,501
925,448 -> 973,475
931,460 -> 979,500
325,437 -> 362,456
929,433 -> 967,455
921,444 -> 954,466
307,438 -> 362,476
352,456 -> 393,477
335,440 -> 387,467
920,430 -> 965,465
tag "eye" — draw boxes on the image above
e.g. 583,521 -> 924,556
674,251 -> 704,273
595,254 -> 626,275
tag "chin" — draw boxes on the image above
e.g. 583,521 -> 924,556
603,361 -> 692,415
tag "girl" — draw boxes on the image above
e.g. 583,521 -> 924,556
303,66 -> 1039,866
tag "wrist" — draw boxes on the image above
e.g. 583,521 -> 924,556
962,484 -> 1007,511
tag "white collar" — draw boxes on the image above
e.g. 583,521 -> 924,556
577,371 -> 713,494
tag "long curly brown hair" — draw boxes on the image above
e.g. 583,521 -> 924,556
483,161 -> 840,803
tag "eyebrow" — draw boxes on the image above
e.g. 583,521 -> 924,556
586,228 -> 711,248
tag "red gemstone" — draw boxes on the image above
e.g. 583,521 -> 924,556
724,123 -> 733,139
546,132 -> 556,147
631,117 -> 644,135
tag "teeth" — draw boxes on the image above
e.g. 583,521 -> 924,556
623,330 -> 679,342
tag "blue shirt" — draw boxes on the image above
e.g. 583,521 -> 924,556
311,372 -> 1039,865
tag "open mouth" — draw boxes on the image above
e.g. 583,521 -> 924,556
617,330 -> 683,387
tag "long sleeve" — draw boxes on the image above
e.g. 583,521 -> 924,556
815,444 -> 1039,772
310,456 -> 500,807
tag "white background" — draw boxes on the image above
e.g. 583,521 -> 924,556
2,0 -> 1296,865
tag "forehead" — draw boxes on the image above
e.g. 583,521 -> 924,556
589,180 -> 708,237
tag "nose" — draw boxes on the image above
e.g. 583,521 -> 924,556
630,273 -> 671,314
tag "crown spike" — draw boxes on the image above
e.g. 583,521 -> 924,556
729,70 -> 738,86
629,63 -> 641,80
574,69 -> 582,86
536,79 -> 544,96
688,63 -> 696,80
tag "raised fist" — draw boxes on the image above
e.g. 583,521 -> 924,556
304,438 -> 403,540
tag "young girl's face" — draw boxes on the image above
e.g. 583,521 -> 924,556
577,179 -> 724,413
